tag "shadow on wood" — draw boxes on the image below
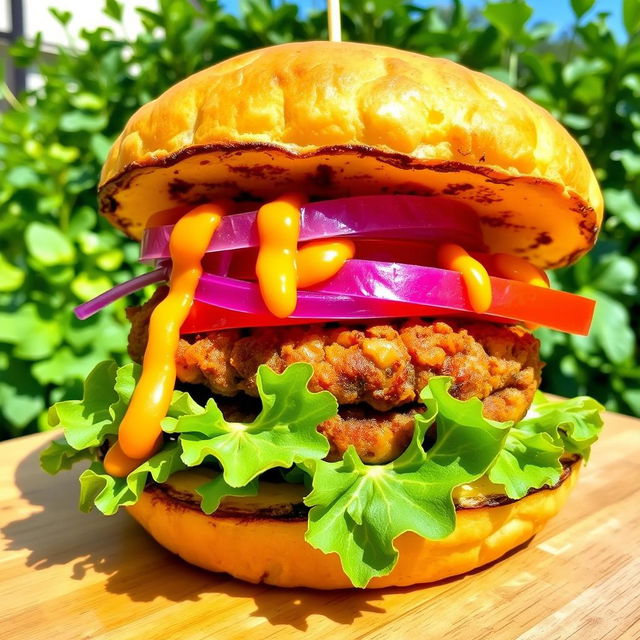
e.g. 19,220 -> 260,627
2,436 -> 504,631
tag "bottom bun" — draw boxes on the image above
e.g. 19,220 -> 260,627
126,460 -> 580,589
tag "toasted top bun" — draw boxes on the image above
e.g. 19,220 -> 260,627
99,41 -> 602,269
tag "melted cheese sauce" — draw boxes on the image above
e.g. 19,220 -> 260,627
451,475 -> 507,505
255,196 -> 356,315
437,243 -> 492,313
296,239 -> 355,288
487,253 -> 548,330
103,439 -> 144,478
491,253 -> 549,288
255,193 -> 304,318
104,202 -> 226,477
164,469 -> 507,511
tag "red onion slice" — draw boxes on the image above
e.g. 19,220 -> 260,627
140,195 -> 485,262
187,260 -> 594,335
74,268 -> 167,320
74,258 -> 594,335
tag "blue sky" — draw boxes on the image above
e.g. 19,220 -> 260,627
222,0 -> 625,39
465,0 -> 623,36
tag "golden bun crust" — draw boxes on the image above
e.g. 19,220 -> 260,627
126,461 -> 580,589
99,41 -> 601,269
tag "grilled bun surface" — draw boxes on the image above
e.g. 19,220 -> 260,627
99,41 -> 602,269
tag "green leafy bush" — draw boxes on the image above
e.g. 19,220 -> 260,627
1,0 -> 639,439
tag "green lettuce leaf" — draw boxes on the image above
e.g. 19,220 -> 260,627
165,363 -> 337,487
47,360 -> 121,449
109,362 -> 141,422
489,393 -> 605,499
196,476 -> 259,514
303,377 -> 511,588
78,442 -> 185,515
524,392 -> 604,461
42,360 -> 336,514
42,353 -> 604,585
40,437 -> 95,474
488,427 -> 563,499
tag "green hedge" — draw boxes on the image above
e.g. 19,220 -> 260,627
1,0 -> 639,438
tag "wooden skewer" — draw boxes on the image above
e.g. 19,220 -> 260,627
327,0 -> 342,42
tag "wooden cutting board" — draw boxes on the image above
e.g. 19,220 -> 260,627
1,408 -> 639,640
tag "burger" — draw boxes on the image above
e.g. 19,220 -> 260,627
41,41 -> 604,589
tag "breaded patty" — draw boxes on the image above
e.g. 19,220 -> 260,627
128,288 -> 542,426
209,392 -> 425,464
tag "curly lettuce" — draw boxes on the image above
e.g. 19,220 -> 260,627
488,392 -> 604,499
303,378 -> 512,586
41,360 -> 603,587
163,364 -> 336,487
78,444 -> 185,515
41,360 -> 337,515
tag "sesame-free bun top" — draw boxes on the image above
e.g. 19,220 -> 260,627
99,41 -> 602,269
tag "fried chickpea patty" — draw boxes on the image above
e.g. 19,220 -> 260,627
128,288 -> 542,435
210,393 -> 425,464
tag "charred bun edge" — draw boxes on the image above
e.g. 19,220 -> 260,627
149,455 -> 579,520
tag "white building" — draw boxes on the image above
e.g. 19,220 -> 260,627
1,0 -> 158,95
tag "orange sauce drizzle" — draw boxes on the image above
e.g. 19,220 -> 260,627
437,243 -> 492,313
490,253 -> 549,288
488,253 -> 549,331
104,202 -> 226,477
297,239 -> 356,288
255,193 -> 305,318
103,440 -> 145,478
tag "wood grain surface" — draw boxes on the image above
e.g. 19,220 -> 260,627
1,409 -> 639,640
